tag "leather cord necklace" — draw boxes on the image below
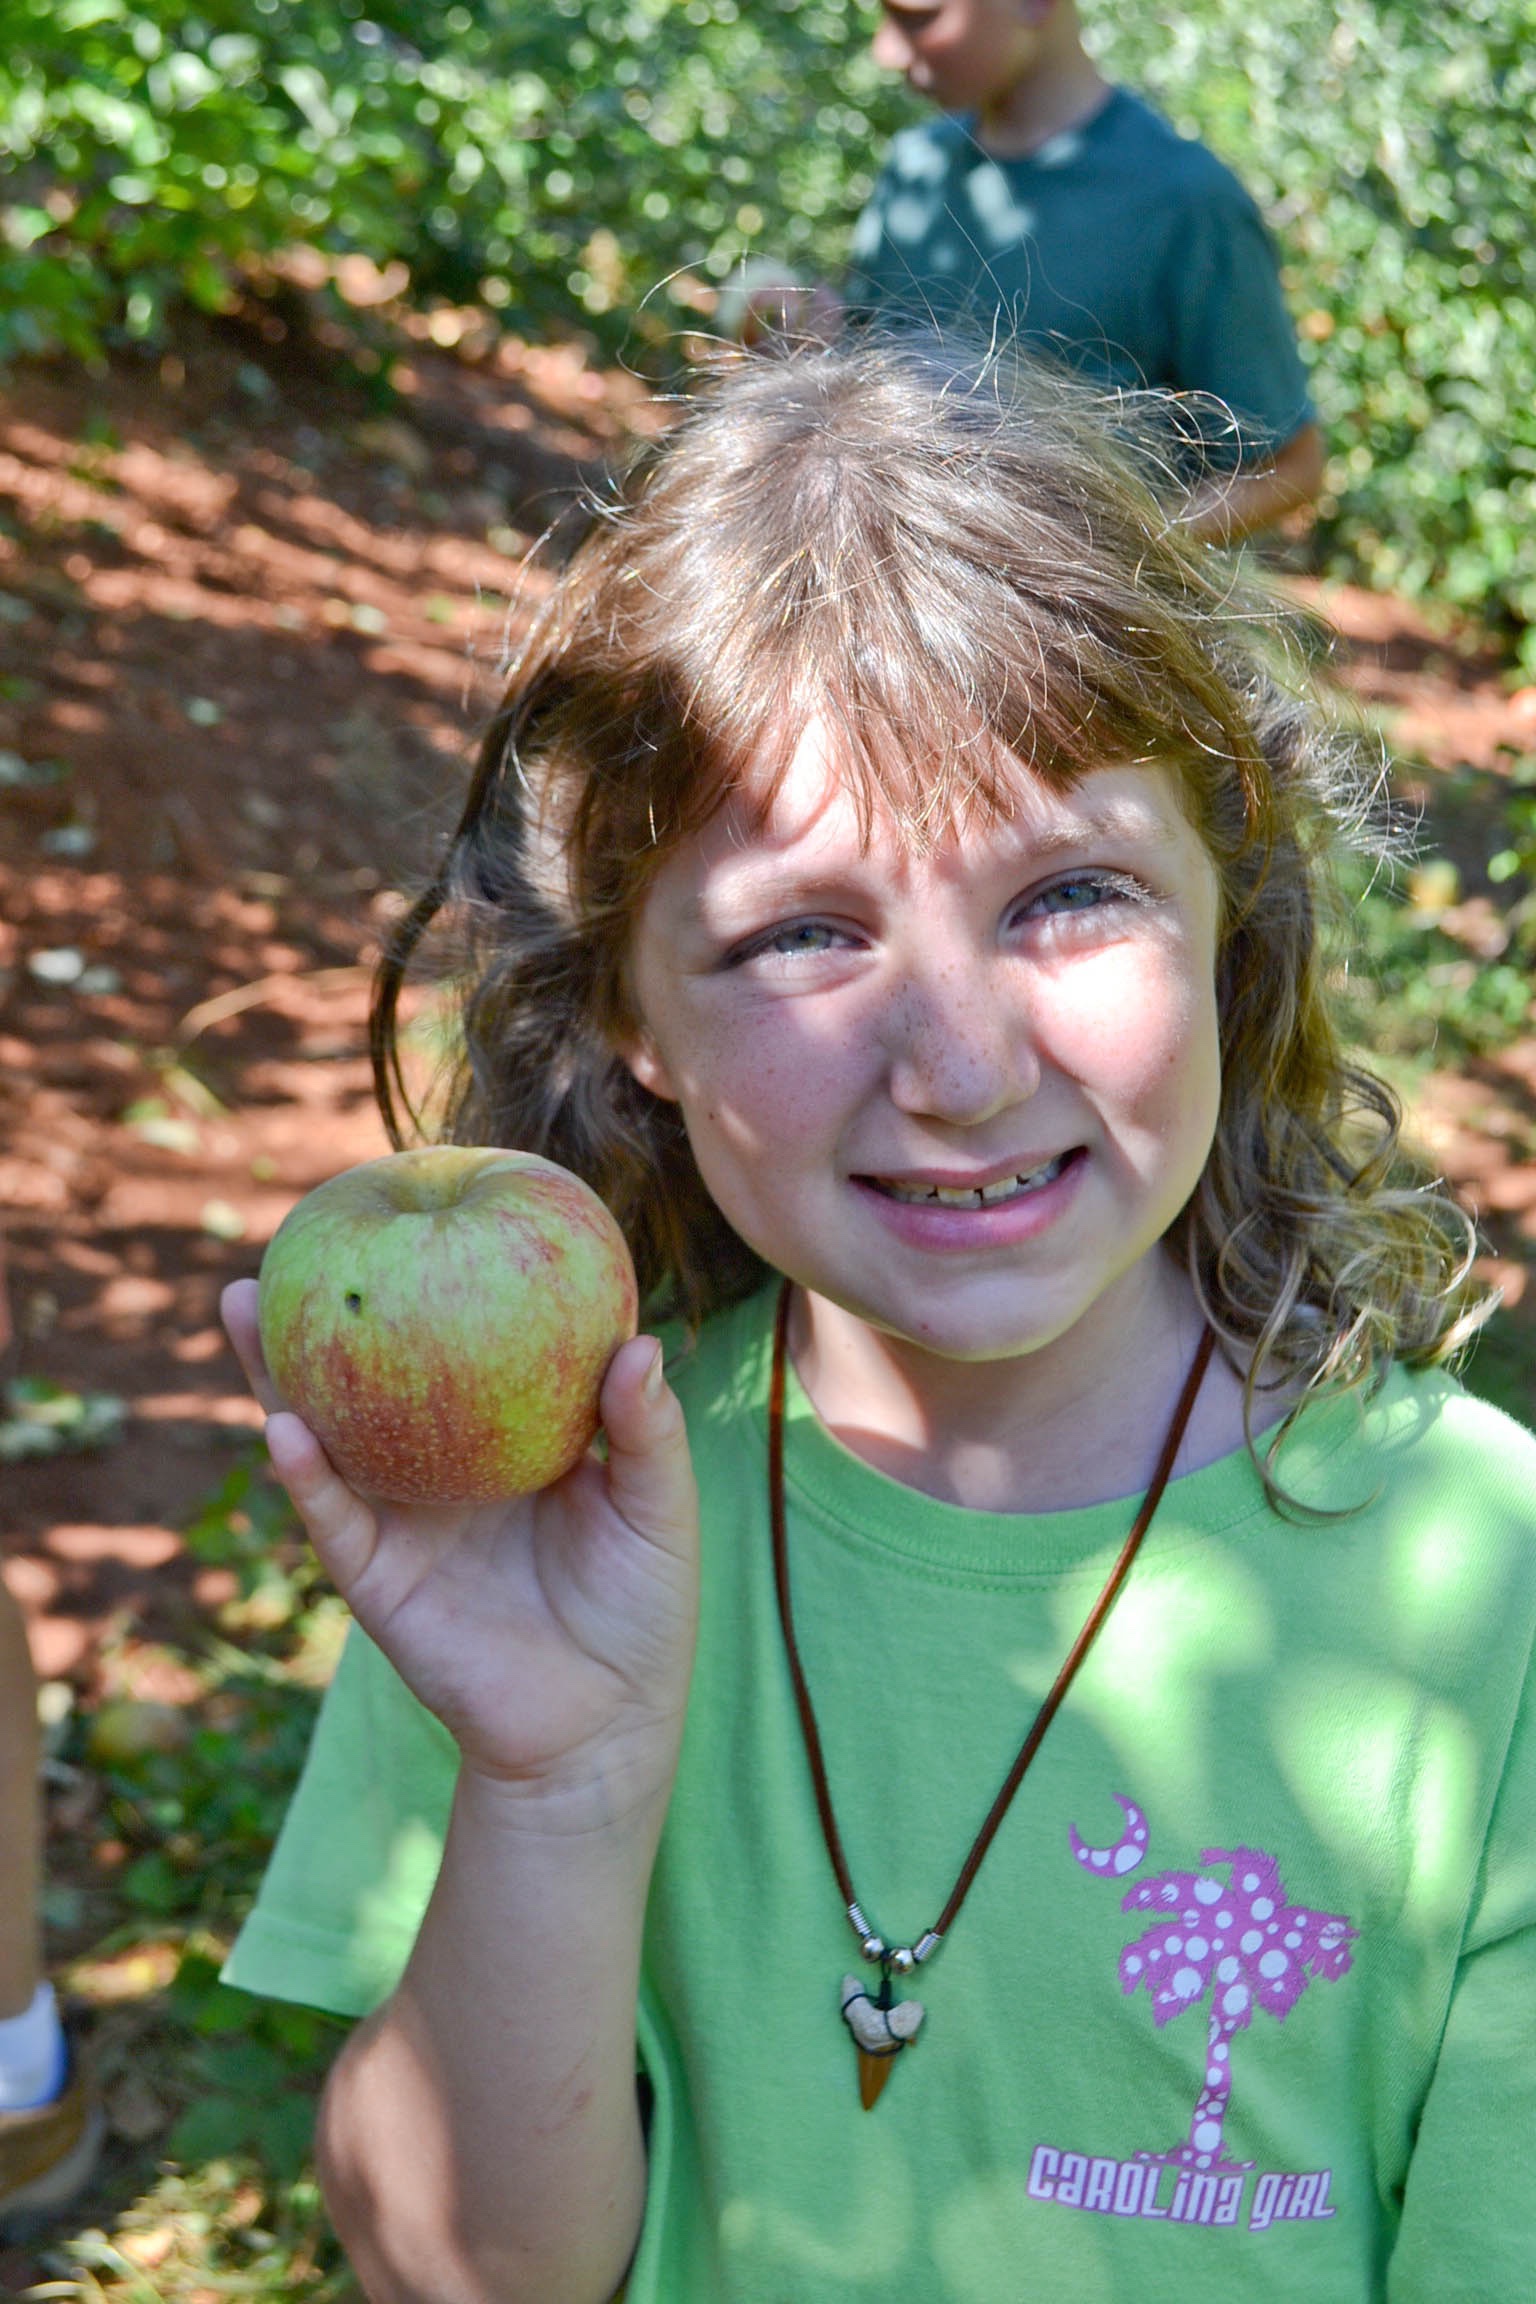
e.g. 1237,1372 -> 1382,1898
767,1281 -> 1216,2108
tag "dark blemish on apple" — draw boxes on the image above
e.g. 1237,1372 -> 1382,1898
345,1292 -> 363,1313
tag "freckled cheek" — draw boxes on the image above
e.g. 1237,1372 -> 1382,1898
665,1010 -> 868,1151
1042,964 -> 1222,1158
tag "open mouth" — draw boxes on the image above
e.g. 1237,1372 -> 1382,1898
863,1151 -> 1075,1208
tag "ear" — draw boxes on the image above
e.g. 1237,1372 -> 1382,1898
617,1030 -> 679,1104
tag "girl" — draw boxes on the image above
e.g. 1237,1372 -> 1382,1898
221,343 -> 1535,2304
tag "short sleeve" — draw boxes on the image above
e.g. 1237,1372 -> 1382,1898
1164,184 -> 1316,464
222,1622 -> 459,2017
1386,1648 -> 1536,2298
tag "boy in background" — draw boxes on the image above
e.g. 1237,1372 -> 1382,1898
747,0 -> 1323,543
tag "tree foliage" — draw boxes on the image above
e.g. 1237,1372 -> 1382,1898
1085,0 -> 1536,659
4,0 -> 1535,646
0,0 -> 906,354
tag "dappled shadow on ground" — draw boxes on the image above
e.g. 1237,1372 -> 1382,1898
1294,576 -> 1536,774
1,323 -> 1532,1686
0,313 -> 1532,2294
0,312 -> 655,1685
0,308 -> 667,2293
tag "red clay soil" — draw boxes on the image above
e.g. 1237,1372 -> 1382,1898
1,317 -> 1533,1691
0,311 -> 661,1683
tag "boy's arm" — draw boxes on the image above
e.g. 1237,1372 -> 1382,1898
728,277 -> 844,349
1165,176 -> 1322,542
1182,420 -> 1325,545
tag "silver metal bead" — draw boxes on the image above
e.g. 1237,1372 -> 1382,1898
889,1946 -> 916,1977
860,1933 -> 886,1963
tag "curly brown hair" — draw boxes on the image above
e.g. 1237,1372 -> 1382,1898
372,339 -> 1487,1447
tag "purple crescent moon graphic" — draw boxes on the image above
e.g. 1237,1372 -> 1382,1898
1069,1793 -> 1150,1878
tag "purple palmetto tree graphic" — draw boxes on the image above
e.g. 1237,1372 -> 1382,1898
1071,1795 -> 1357,2173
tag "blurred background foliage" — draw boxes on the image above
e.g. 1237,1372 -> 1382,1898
1094,0 -> 1536,661
2,0 -> 1534,637
0,0 -> 906,351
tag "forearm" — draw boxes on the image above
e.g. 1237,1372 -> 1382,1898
1182,421 -> 1325,545
317,1762 -> 670,2304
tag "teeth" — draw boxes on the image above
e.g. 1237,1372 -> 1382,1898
881,1155 -> 1065,1207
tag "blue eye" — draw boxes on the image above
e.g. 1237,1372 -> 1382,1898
765,922 -> 839,954
1028,871 -> 1147,919
731,919 -> 850,966
1039,876 -> 1110,913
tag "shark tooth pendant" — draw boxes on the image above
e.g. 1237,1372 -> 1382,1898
771,1293 -> 1215,2130
840,1974 -> 925,2109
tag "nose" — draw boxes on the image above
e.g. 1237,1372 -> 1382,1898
883,955 -> 1040,1125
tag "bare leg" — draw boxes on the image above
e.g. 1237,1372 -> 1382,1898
0,1238 -> 84,2172
0,1239 -> 41,2021
0,1574 -> 41,2024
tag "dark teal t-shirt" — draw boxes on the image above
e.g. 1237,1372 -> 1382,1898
846,89 -> 1315,465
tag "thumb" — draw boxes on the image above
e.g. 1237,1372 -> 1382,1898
263,1409 -> 385,1599
598,1336 -> 697,1558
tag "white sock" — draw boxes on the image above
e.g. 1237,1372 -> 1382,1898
0,1981 -> 67,2111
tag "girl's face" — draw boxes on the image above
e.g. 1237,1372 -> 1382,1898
621,720 -> 1223,1381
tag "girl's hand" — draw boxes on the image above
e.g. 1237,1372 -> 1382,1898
220,1278 -> 699,1818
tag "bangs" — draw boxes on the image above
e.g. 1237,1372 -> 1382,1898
638,513 -> 1239,851
518,344 -> 1269,886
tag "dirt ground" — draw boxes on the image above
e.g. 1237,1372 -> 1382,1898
2,310 -> 1534,1691
0,307 -> 663,1684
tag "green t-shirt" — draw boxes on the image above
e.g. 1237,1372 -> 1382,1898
846,89 -> 1316,464
228,1286 -> 1536,2301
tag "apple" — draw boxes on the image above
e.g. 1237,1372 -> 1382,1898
257,1147 -> 639,1503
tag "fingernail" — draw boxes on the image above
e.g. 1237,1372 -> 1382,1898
642,1343 -> 665,1401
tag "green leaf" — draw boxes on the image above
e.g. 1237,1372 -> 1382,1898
120,1851 -> 187,1913
198,2036 -> 291,2097
2,207 -> 54,251
0,1379 -> 127,1460
255,2092 -> 318,2177
167,2092 -> 260,2164
54,0 -> 124,26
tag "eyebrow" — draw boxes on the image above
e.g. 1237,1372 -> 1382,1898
995,793 -> 1187,859
677,793 -> 1188,926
